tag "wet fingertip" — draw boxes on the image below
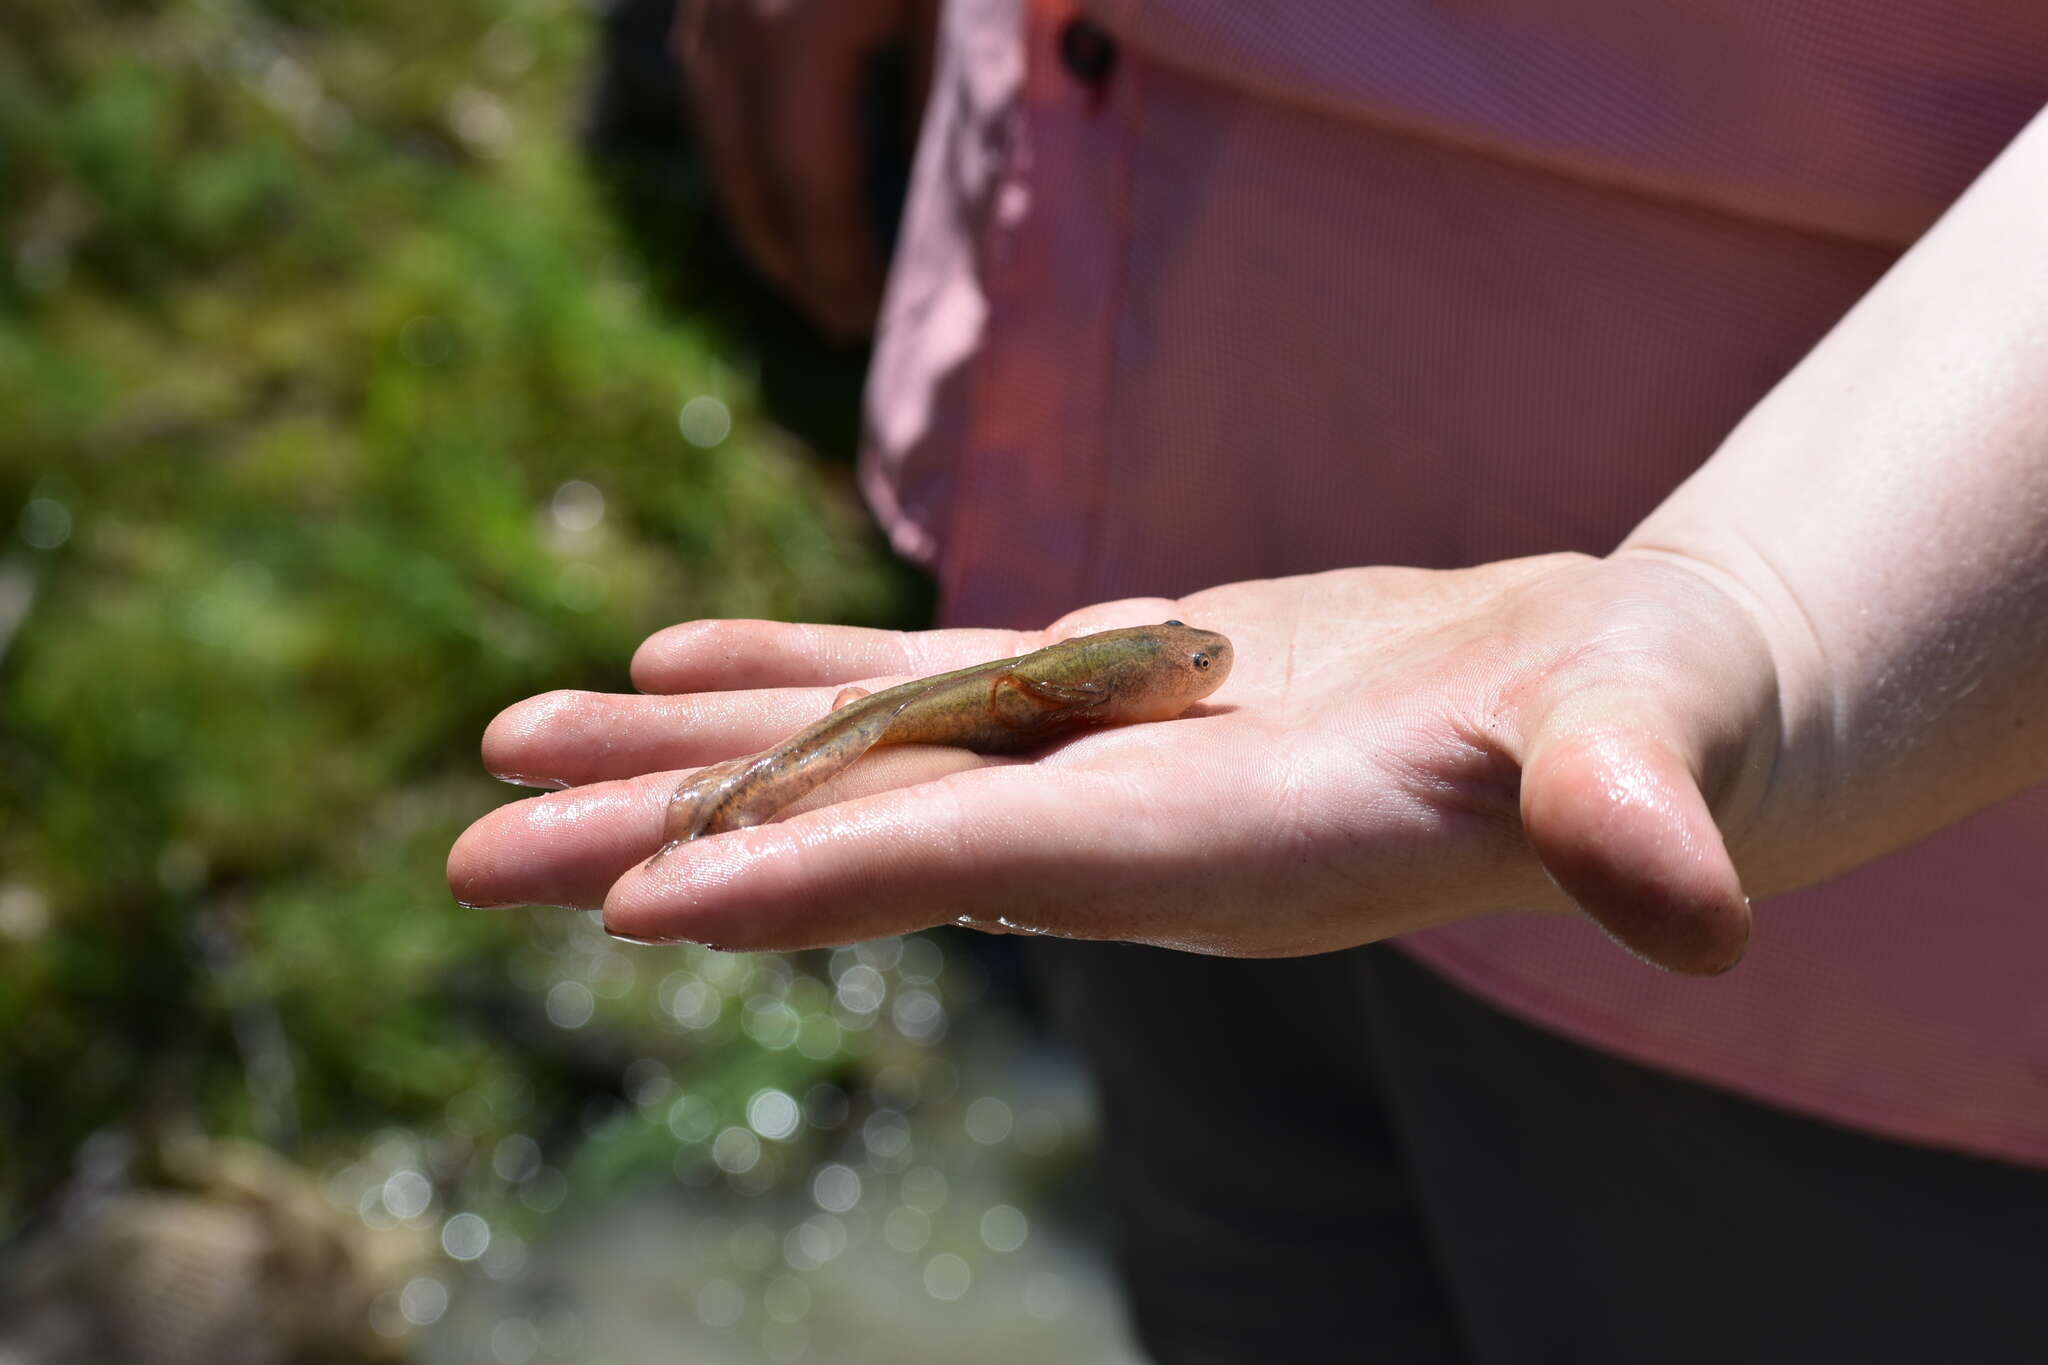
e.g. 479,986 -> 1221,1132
629,618 -> 739,694
604,858 -> 675,944
1522,733 -> 1752,977
480,688 -> 586,779
626,640 -> 670,695
446,836 -> 501,909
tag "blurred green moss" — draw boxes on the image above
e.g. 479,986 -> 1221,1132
0,0 -> 928,1236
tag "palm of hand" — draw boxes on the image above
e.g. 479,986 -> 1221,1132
449,552 -> 1779,974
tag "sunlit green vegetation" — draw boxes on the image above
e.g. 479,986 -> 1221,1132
0,0 -> 932,1256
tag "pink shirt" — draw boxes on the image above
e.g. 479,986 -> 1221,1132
863,0 -> 2048,1165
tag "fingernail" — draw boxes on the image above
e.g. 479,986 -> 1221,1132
452,879 -> 508,909
456,897 -> 586,911
490,771 -> 571,791
604,926 -> 684,946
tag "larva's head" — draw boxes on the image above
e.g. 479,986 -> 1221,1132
1050,620 -> 1234,722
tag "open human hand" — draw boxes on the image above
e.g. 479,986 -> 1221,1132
448,551 -> 1789,974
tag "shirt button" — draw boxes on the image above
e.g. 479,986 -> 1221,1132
1058,17 -> 1119,90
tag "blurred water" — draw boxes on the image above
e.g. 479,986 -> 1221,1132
417,1037 -> 1145,1365
420,1183 -> 1140,1365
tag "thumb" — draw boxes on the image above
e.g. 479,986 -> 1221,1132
1519,702 -> 1752,976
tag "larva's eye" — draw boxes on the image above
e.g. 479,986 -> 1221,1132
1164,619 -> 1184,627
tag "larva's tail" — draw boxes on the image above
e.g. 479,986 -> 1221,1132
647,692 -> 918,865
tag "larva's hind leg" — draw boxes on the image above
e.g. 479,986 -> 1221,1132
647,755 -> 755,865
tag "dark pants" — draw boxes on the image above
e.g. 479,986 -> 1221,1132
1028,941 -> 2048,1364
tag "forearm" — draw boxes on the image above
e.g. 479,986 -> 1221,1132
1622,103 -> 2048,891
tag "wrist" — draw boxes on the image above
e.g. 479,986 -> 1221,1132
1599,540 -> 1834,895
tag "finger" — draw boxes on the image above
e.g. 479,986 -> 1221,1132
601,760 -> 1254,952
482,685 -> 857,789
450,744 -> 997,911
630,619 -> 1028,694
449,773 -> 671,912
1520,726 -> 1751,975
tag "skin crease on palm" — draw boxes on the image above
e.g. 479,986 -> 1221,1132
447,551 -> 1783,975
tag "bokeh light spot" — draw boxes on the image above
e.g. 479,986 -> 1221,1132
861,1110 -> 911,1162
399,1275 -> 448,1326
1023,1271 -> 1072,1321
881,1204 -> 931,1254
679,395 -> 732,447
742,996 -> 800,1049
1014,1107 -> 1065,1156
668,1094 -> 718,1144
712,1125 -> 762,1174
811,1162 -> 861,1213
900,1165 -> 948,1212
980,1204 -> 1028,1253
892,988 -> 945,1042
518,1166 -> 567,1213
442,1211 -> 491,1261
854,936 -> 904,971
897,935 -> 945,983
491,1318 -> 540,1364
545,980 -> 595,1029
0,885 -> 51,942
964,1096 -> 1014,1145
923,1252 -> 971,1302
19,498 -> 71,550
762,1319 -> 809,1362
382,1169 -> 432,1221
697,1277 -> 745,1329
834,963 -> 885,1015
550,480 -> 605,534
747,1088 -> 800,1141
487,1146 -> 536,1186
663,973 -> 724,1030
